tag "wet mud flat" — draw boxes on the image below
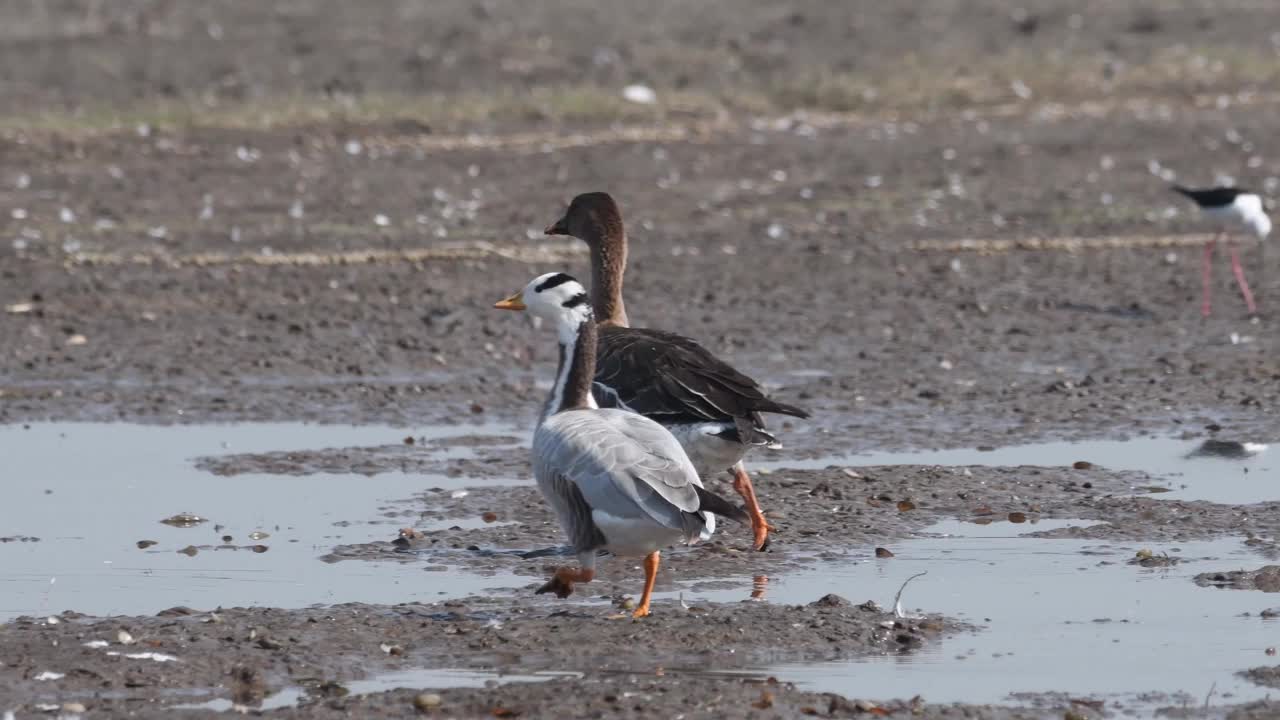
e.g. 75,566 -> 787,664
4,0 -> 1280,717
2,6 -> 1280,447
0,596 -> 957,716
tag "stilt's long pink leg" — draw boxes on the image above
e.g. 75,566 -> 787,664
1202,235 -> 1219,318
1229,242 -> 1258,315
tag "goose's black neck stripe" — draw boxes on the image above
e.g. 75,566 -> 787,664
543,310 -> 598,420
560,317 -> 598,411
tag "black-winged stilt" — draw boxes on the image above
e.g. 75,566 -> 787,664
1171,185 -> 1271,317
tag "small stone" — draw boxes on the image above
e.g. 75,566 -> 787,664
157,606 -> 196,617
414,692 -> 443,711
1072,460 -> 1093,470
160,512 -> 207,528
875,547 -> 895,558
622,85 -> 657,105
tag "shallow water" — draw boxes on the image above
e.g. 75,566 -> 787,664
0,422 -> 527,621
684,523 -> 1275,707
922,517 -> 1104,538
7,423 -> 1279,711
761,436 -> 1277,505
177,669 -> 583,712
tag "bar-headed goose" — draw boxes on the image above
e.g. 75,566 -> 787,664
545,192 -> 808,551
495,272 -> 746,618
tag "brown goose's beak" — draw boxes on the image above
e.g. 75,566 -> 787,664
493,292 -> 526,311
544,216 -> 570,235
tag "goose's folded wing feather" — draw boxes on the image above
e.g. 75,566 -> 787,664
546,472 -> 608,551
595,326 -> 809,425
535,409 -> 702,532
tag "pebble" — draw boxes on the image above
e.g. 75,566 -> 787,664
413,692 -> 443,711
622,85 -> 656,104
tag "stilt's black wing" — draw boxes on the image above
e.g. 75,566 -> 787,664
1172,185 -> 1246,208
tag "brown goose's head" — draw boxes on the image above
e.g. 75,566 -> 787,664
543,191 -> 630,327
544,192 -> 625,248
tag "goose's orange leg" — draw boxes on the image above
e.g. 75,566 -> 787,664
731,462 -> 773,551
633,552 -> 660,618
536,566 -> 595,599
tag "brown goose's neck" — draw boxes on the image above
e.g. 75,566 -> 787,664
588,235 -> 629,328
543,314 -> 599,422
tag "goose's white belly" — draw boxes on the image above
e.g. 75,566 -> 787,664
666,422 -> 748,477
592,510 -> 688,557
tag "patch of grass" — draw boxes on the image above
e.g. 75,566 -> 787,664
765,45 -> 1280,114
0,86 -> 728,136
2,44 -> 1275,137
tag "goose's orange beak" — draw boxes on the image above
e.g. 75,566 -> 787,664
493,292 -> 526,311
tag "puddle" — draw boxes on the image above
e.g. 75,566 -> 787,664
761,436 -> 1276,505
921,518 -> 1103,538
177,668 -> 583,712
684,527 -> 1275,707
0,422 -> 528,621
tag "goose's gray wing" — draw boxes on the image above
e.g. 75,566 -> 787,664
545,472 -> 608,553
534,409 -> 703,535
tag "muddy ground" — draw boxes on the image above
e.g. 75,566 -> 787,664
4,1 -> 1280,718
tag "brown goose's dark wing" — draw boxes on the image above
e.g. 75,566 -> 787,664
593,326 -> 808,442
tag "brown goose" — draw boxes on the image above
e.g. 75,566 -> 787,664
544,192 -> 809,550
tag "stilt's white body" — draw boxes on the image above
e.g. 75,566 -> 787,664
1203,193 -> 1271,239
